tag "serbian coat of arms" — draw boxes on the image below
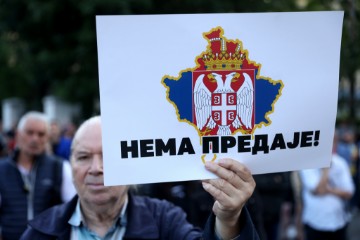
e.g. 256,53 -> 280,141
162,27 -> 283,138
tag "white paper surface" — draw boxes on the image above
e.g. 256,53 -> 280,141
96,11 -> 344,186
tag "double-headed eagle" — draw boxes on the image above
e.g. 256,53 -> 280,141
194,72 -> 254,135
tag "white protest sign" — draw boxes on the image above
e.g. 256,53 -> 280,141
96,12 -> 343,186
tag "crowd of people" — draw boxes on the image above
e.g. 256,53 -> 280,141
0,111 -> 359,240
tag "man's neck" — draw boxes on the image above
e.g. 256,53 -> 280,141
80,194 -> 128,238
17,151 -> 35,171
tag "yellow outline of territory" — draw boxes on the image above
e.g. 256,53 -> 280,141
161,26 -> 284,163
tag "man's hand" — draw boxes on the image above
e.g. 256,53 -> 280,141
202,158 -> 256,239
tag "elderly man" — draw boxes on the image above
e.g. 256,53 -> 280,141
0,111 -> 76,240
21,116 -> 259,239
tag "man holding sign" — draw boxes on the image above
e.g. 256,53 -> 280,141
20,116 -> 259,239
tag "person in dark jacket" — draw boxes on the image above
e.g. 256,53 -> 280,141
21,115 -> 259,239
0,111 -> 76,240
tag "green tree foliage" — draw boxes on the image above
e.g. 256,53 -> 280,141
0,0 -> 358,119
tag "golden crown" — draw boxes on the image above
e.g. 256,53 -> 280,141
202,37 -> 245,70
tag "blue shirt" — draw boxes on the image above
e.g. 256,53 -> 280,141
68,199 -> 127,240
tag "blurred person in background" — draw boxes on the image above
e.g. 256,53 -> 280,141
337,125 -> 359,169
4,123 -> 17,156
21,116 -> 260,239
248,172 -> 293,240
49,120 -> 72,160
62,121 -> 77,140
357,130 -> 360,210
287,171 -> 305,240
0,120 -> 7,158
300,134 -> 355,240
336,125 -> 359,211
0,111 -> 76,240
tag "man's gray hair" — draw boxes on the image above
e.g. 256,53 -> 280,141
17,111 -> 50,133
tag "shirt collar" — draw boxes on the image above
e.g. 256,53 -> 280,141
68,198 -> 128,227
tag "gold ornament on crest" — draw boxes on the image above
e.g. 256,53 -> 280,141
202,38 -> 246,70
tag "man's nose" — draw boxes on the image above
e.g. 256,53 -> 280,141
30,133 -> 41,141
89,155 -> 103,173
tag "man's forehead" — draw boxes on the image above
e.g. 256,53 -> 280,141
73,124 -> 101,146
72,140 -> 103,156
24,118 -> 47,130
73,147 -> 102,154
73,147 -> 94,153
78,124 -> 100,138
74,120 -> 101,140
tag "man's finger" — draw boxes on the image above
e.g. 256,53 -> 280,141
205,158 -> 254,187
217,158 -> 254,183
202,181 -> 238,208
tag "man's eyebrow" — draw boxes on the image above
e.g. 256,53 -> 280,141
73,150 -> 90,155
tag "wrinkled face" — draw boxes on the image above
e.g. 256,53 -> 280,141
17,118 -> 48,156
71,122 -> 127,206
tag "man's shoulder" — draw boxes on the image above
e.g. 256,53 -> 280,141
27,195 -> 78,231
41,153 -> 63,162
130,194 -> 178,212
0,156 -> 9,164
38,154 -> 64,171
125,193 -> 202,239
20,196 -> 77,239
0,157 -> 13,183
0,156 -> 13,169
128,194 -> 187,224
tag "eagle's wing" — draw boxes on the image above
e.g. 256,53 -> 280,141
194,74 -> 214,130
232,72 -> 254,129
